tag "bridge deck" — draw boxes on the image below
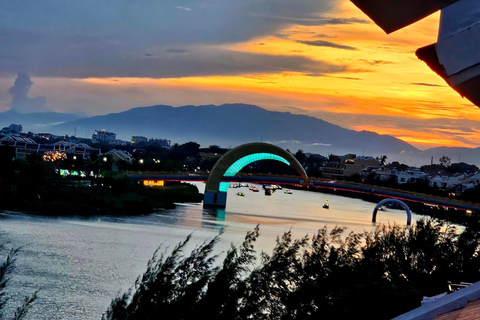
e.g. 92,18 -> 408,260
127,174 -> 480,213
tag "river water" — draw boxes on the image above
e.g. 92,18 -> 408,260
0,182 -> 428,319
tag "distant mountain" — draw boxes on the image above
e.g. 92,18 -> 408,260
6,103 -> 480,167
0,110 -> 84,133
45,103 -> 421,161
420,146 -> 480,168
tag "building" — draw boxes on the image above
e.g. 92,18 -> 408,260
397,169 -> 428,184
131,136 -> 148,144
92,129 -> 116,144
429,172 -> 466,190
149,138 -> 171,148
0,136 -> 100,160
105,149 -> 133,162
360,166 -> 398,182
322,154 -> 380,177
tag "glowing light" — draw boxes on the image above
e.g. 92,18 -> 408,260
43,151 -> 67,162
143,180 -> 164,187
219,153 -> 290,192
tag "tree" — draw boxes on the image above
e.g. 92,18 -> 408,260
104,219 -> 480,320
0,244 -> 39,319
294,150 -> 307,167
377,155 -> 388,166
439,155 -> 451,167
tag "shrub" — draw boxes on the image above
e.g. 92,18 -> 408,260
104,219 -> 480,320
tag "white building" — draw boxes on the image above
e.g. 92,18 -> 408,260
92,129 -> 116,144
429,172 -> 466,189
396,169 -> 428,184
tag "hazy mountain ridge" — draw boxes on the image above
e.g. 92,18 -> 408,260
49,103 -> 419,158
3,103 -> 480,166
0,110 -> 84,132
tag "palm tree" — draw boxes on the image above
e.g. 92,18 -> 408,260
377,155 -> 388,166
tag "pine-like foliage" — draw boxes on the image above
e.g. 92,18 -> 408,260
0,244 -> 39,320
104,219 -> 480,320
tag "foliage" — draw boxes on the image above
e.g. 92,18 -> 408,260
0,243 -> 39,320
439,155 -> 452,167
104,219 -> 480,320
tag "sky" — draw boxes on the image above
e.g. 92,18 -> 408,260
1,0 -> 480,151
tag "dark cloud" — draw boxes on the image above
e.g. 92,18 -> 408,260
409,82 -> 444,87
256,15 -> 371,27
20,47 -> 346,79
0,0 -> 343,79
359,59 -> 396,66
165,48 -> 191,54
8,73 -> 48,113
296,40 -> 356,50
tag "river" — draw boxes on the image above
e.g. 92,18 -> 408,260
0,182 -> 430,319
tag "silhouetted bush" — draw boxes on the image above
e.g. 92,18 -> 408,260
0,243 -> 38,319
103,219 -> 480,320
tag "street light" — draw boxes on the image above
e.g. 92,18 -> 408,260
139,159 -> 144,164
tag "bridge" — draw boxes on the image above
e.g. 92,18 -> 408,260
126,173 -> 480,214
126,141 -> 480,216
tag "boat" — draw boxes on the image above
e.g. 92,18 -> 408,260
265,188 -> 273,196
323,200 -> 329,209
236,192 -> 245,197
250,186 -> 259,192
284,190 -> 292,194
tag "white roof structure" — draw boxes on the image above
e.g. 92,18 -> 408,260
439,0 -> 480,40
392,281 -> 480,320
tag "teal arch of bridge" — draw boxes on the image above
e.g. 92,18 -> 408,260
203,142 -> 309,208
218,153 -> 290,192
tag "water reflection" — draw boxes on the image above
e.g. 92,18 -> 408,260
0,182 -> 440,320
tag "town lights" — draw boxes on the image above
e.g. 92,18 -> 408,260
139,159 -> 144,164
43,151 -> 67,162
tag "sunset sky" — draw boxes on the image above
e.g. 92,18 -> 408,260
1,0 -> 480,150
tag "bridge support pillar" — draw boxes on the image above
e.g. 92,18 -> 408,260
203,191 -> 227,208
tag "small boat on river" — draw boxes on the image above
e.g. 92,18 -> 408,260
237,192 -> 245,197
284,190 -> 292,194
323,200 -> 329,209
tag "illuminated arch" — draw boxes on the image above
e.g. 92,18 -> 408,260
372,198 -> 412,226
204,142 -> 309,208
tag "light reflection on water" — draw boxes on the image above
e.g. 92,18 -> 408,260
0,182 -> 431,319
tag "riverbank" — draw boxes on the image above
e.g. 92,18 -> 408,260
0,178 -> 203,216
284,181 -> 480,228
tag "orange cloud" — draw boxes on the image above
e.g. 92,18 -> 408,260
77,5 -> 480,149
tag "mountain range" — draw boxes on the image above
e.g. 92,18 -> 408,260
2,103 -> 480,167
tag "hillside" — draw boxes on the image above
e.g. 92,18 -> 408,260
47,103 -> 419,160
